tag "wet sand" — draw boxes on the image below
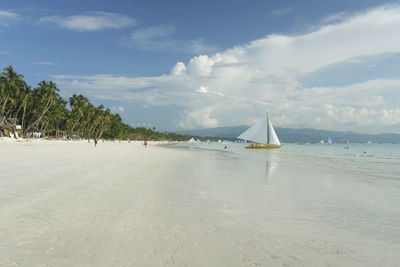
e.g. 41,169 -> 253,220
0,140 -> 398,266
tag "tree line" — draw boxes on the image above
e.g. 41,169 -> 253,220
0,65 -> 190,140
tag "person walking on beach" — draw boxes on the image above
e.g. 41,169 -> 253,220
95,138 -> 98,147
144,140 -> 148,148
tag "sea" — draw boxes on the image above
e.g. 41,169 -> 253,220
176,142 -> 400,180
165,141 -> 400,264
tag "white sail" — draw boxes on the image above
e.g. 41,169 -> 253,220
238,114 -> 281,146
268,120 -> 281,146
238,115 -> 269,144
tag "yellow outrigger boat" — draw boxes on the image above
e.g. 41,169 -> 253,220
238,113 -> 282,149
245,144 -> 281,149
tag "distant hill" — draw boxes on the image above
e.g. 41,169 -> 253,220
179,126 -> 400,143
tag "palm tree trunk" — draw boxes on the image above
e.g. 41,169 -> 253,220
24,96 -> 53,133
21,97 -> 28,136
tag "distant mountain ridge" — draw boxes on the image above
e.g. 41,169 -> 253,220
180,126 -> 400,143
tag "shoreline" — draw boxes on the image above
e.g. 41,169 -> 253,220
0,137 -> 178,145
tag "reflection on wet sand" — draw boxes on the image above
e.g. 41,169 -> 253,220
265,156 -> 279,184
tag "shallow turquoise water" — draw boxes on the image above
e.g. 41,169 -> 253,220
281,143 -> 400,180
166,142 -> 400,248
178,142 -> 400,180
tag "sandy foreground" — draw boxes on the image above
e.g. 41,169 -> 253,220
0,139 -> 399,266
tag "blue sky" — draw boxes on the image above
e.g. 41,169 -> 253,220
1,0 -> 400,133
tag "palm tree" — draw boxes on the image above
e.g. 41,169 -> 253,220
0,65 -> 29,119
0,65 -> 189,141
24,81 -> 60,134
67,94 -> 91,136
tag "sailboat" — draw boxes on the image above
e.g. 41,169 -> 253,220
328,136 -> 332,145
238,113 -> 282,149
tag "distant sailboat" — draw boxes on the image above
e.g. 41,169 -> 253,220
320,139 -> 325,144
328,136 -> 332,145
238,113 -> 281,149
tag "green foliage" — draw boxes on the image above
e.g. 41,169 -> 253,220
0,66 -> 189,140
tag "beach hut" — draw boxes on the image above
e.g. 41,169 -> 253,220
0,116 -> 18,137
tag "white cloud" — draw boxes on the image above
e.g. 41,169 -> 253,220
126,25 -> 216,54
53,5 -> 400,132
187,54 -> 223,76
131,25 -> 175,41
178,108 -> 218,129
170,62 -> 186,76
111,106 -> 125,114
0,9 -> 20,26
39,12 -> 135,32
0,51 -> 11,55
197,86 -> 208,94
223,5 -> 400,75
321,11 -> 348,24
130,122 -> 153,128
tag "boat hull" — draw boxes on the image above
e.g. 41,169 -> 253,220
245,145 -> 281,149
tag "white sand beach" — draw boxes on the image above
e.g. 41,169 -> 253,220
0,140 -> 399,266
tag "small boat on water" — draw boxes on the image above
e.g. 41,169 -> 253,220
238,113 -> 281,149
328,136 -> 332,145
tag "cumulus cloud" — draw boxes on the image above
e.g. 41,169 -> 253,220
187,54 -> 223,76
170,62 -> 186,76
125,25 -> 216,54
53,5 -> 400,132
39,12 -> 135,32
178,108 -> 218,129
0,9 -> 20,26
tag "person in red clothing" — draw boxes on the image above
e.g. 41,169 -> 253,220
144,140 -> 148,148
